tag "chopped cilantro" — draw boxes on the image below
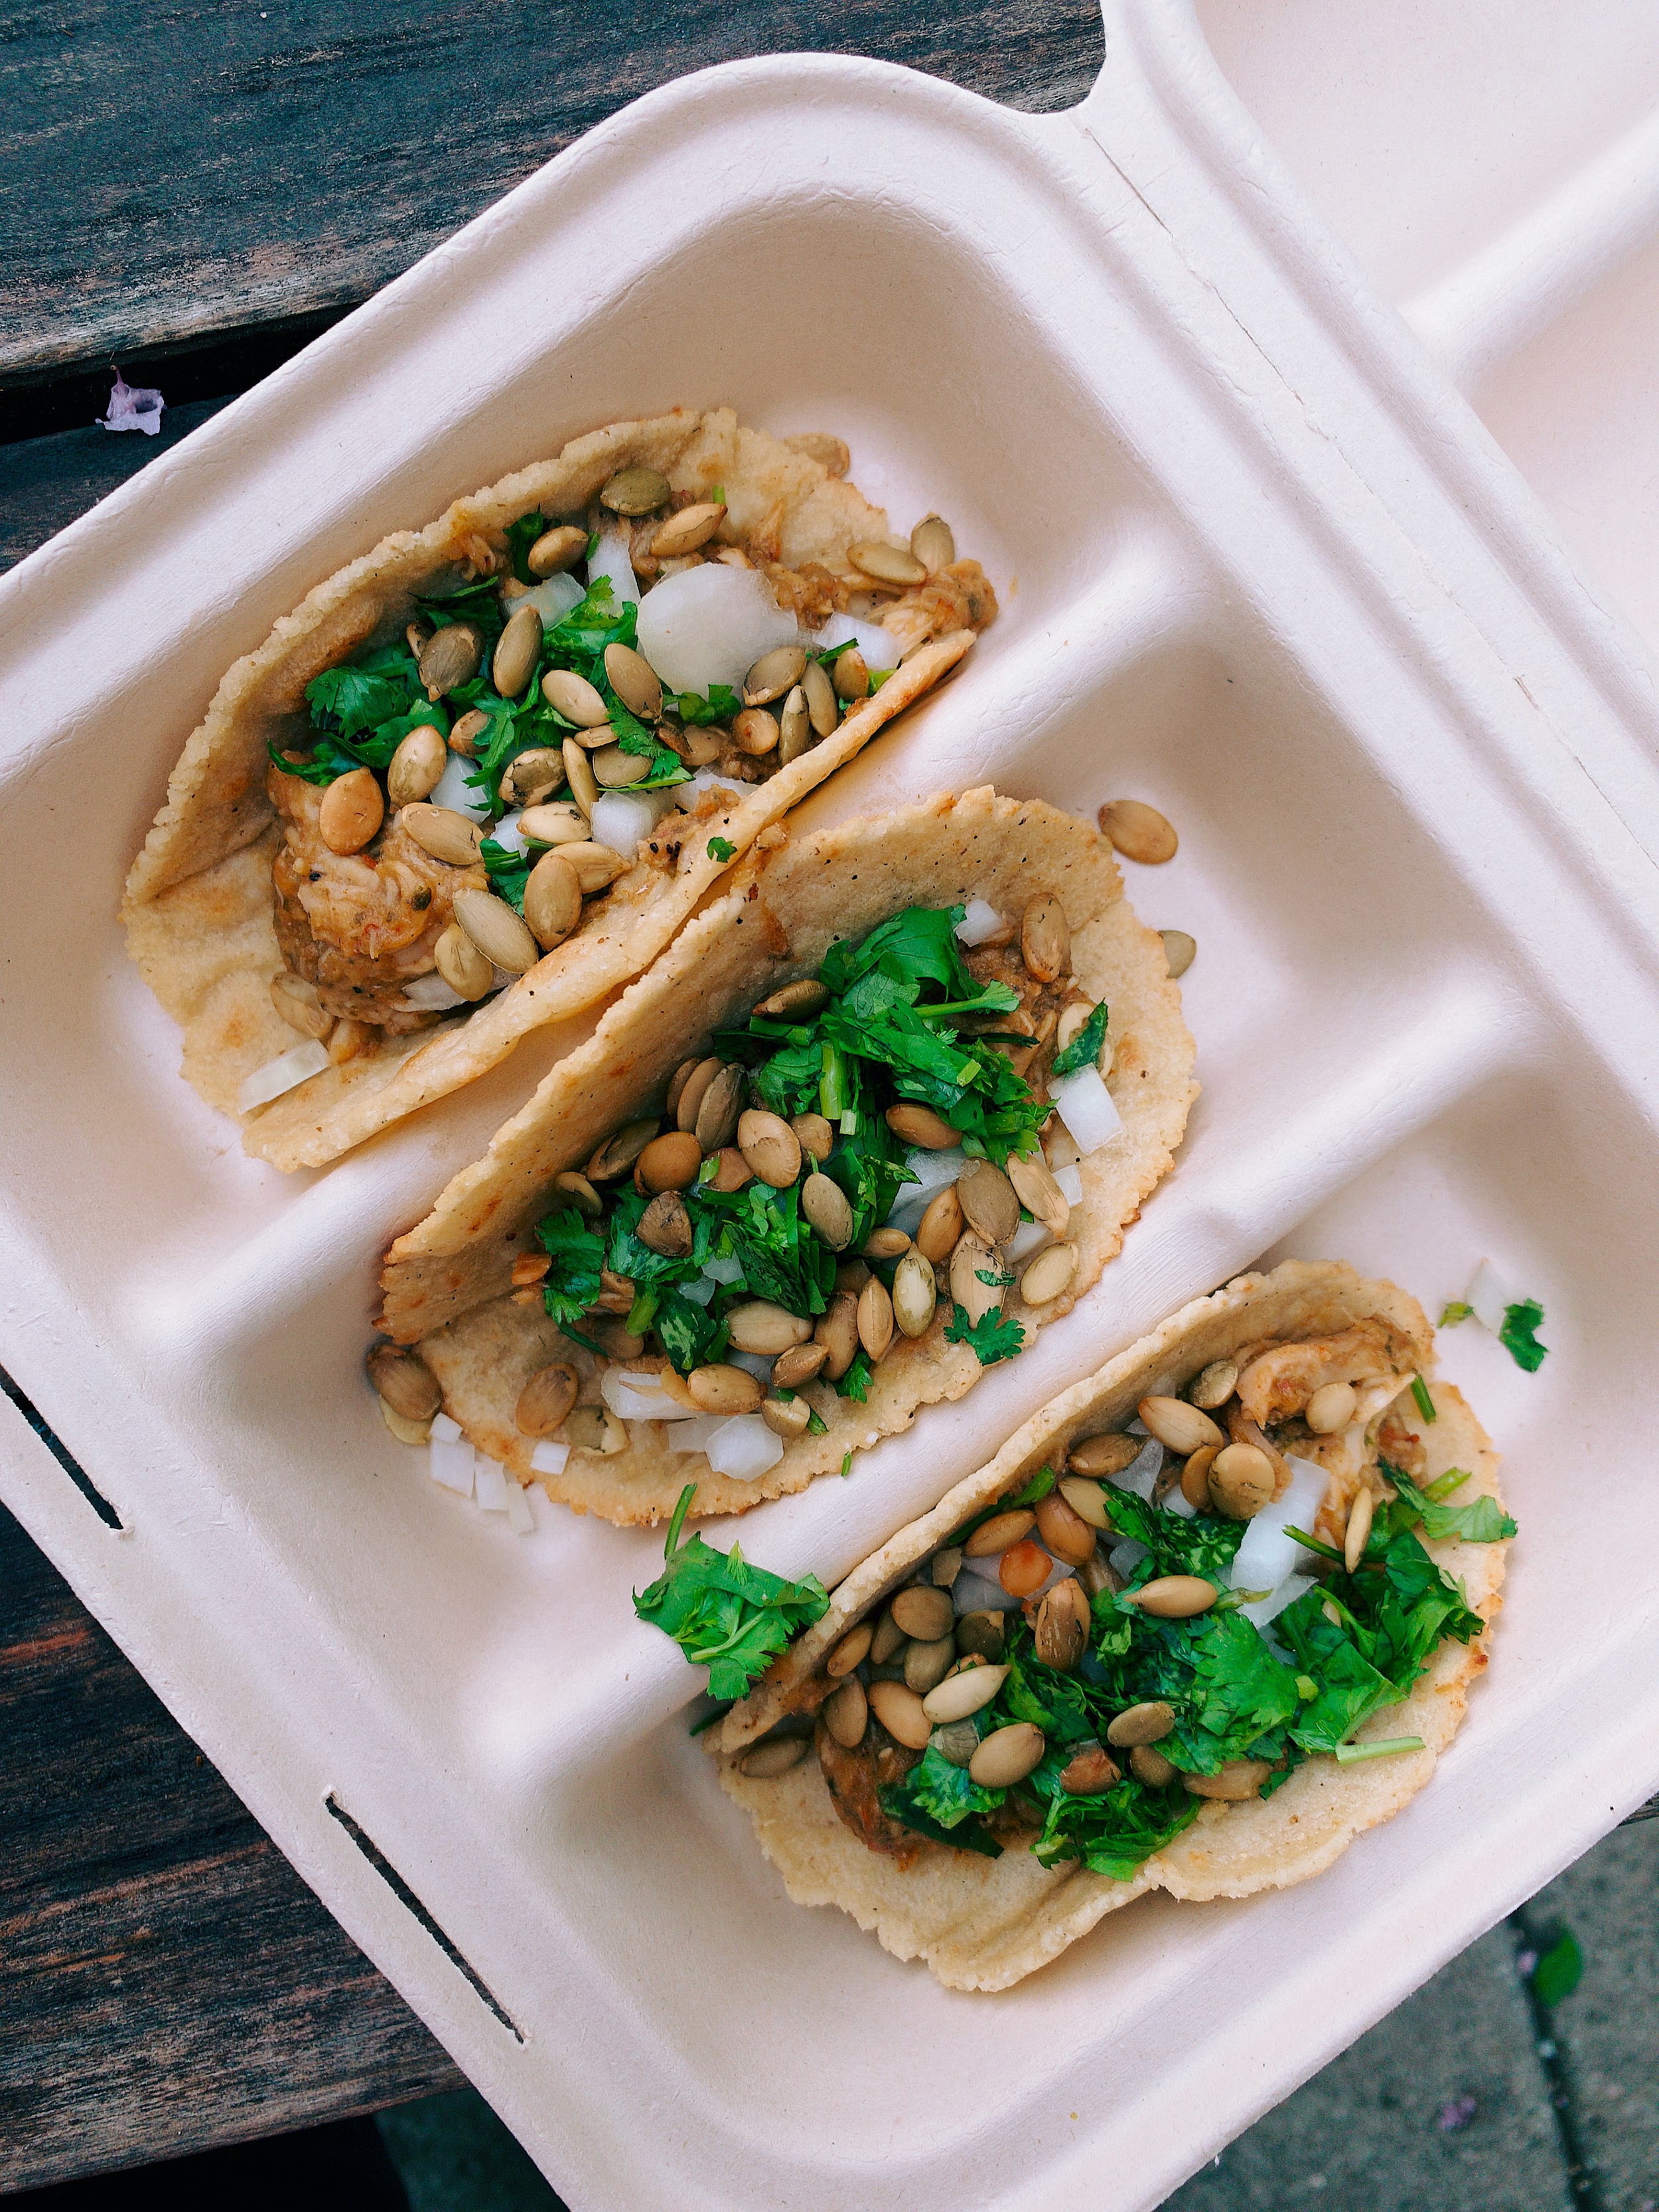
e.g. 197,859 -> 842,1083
1410,1374 -> 1437,1423
676,682 -> 743,725
1439,1299 -> 1473,1327
840,1451 -> 853,1477
707,836 -> 736,861
480,836 -> 532,913
1500,1297 -> 1548,1372
504,509 -> 546,585
1381,1465 -> 1517,1545
1333,1735 -> 1424,1764
944,1301 -> 1026,1368
1051,1001 -> 1108,1080
633,1484 -> 830,1699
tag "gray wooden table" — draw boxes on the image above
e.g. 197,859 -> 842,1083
0,1 -> 1098,2186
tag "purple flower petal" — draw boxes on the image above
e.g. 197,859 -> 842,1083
100,368 -> 165,436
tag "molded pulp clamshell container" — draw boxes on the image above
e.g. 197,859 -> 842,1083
7,4 -> 1659,2206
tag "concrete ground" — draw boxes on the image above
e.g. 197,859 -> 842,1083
376,1816 -> 1658,2212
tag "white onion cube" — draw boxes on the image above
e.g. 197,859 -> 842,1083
401,972 -> 468,1012
236,1039 -> 330,1114
635,565 -> 798,695
474,1454 -> 510,1512
530,1439 -> 569,1476
1050,1064 -> 1123,1153
954,898 -> 1006,947
703,1414 -> 786,1481
429,1438 -> 476,1496
1465,1258 -> 1514,1336
1229,1456 -> 1329,1593
1053,1163 -> 1085,1207
505,1480 -> 536,1534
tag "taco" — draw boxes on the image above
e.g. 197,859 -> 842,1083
367,785 -> 1196,1523
122,407 -> 993,1170
711,1260 -> 1512,1990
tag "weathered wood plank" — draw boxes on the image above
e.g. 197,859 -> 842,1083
0,1501 -> 461,2189
0,0 -> 1102,382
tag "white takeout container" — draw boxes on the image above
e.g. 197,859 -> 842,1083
7,4 -> 1659,2205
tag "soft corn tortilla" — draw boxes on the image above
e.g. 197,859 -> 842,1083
121,406 -> 975,1170
389,785 -> 1198,1522
715,1260 -> 1506,1990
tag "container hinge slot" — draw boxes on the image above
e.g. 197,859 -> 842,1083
0,1366 -> 123,1530
325,1793 -> 524,2042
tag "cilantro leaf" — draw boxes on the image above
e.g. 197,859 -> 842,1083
1500,1297 -> 1549,1371
905,1739 -> 1005,1828
707,836 -> 736,861
536,1207 -> 606,1331
944,1303 -> 1025,1367
877,1774 -> 1003,1856
1439,1300 -> 1473,1326
505,510 -> 545,585
1385,1467 -> 1517,1545
633,1482 -> 830,1700
1051,1001 -> 1108,1080
676,683 -> 743,726
480,837 -> 532,913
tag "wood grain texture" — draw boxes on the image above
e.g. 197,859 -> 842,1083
0,0 -> 1103,380
0,1501 -> 462,2190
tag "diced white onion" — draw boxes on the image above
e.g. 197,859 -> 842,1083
505,1480 -> 536,1534
1465,1258 -> 1514,1335
1110,1536 -> 1151,1578
490,809 -> 527,854
704,1414 -> 786,1481
887,1145 -> 966,1234
703,1252 -> 745,1286
1053,1163 -> 1085,1207
601,1370 -> 693,1422
431,749 -> 490,820
429,1438 -> 476,1496
954,897 -> 1006,948
530,1439 -> 569,1475
518,573 -> 585,627
237,1039 -> 330,1113
1238,1570 -> 1317,1631
676,767 -> 749,810
401,972 -> 468,1012
728,1349 -> 775,1384
474,1454 -> 510,1512
1228,1455 -> 1329,1595
662,1414 -> 731,1457
431,1411 -> 463,1443
587,524 -> 638,611
816,612 -> 901,671
635,564 -> 797,694
1007,1218 -> 1051,1266
680,1275 -> 717,1307
952,1569 -> 1007,1616
1046,1124 -> 1082,1171
589,790 -> 666,861
1050,1063 -> 1123,1153
1110,1437 -> 1164,1501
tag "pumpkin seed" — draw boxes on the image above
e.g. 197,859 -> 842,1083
1020,1240 -> 1078,1307
592,744 -> 652,788
743,644 -> 808,705
1099,799 -> 1178,864
1123,1576 -> 1218,1619
904,1635 -> 957,1695
931,1718 -> 979,1766
650,501 -> 726,557
1307,1380 -> 1358,1434
726,1301 -> 813,1355
587,1118 -> 660,1180
447,707 -> 490,758
867,1680 -> 933,1751
755,978 -> 830,1021
914,1183 -> 964,1264
270,971 -> 333,1040
600,466 -> 671,516
492,603 -> 543,697
636,1190 -> 693,1258
1208,1443 -> 1275,1520
890,1251 -> 937,1339
553,1169 -> 603,1217
813,1292 -> 860,1380
318,767 -> 384,855
522,851 -> 583,950
1161,930 -> 1196,980
891,1584 -> 954,1641
1344,1486 -> 1374,1573
1058,1477 -> 1112,1530
862,1226 -> 910,1261
802,656 -> 839,735
694,1063 -> 747,1152
401,804 -> 482,866
1035,1489 -> 1096,1565
636,1132 -> 703,1191
827,1623 -> 873,1676
823,1678 -> 868,1749
791,1111 -> 834,1163
869,1606 -> 906,1665
527,524 -> 588,576
932,1546 -> 964,1589
500,751 -> 568,808
832,646 -> 869,701
759,1390 -> 808,1437
1033,1578 -> 1090,1669
1181,1445 -> 1218,1511
1137,1396 -> 1224,1455
1106,1700 -> 1175,1748
849,540 -> 927,587
1184,1759 -> 1271,1801
857,1276 -> 895,1361
709,1146 -> 752,1194
434,922 -> 493,1001
515,1362 -> 579,1436
964,1509 -> 1035,1559
563,739 -> 599,817
326,1017 -> 369,1062
949,1232 -> 1005,1325
1059,1744 -> 1120,1795
737,1108 -> 802,1188
921,1662 -> 1007,1725
885,1102 -> 960,1150
970,1722 -> 1045,1788
542,668 -> 612,727
802,1171 -> 853,1250
1130,1744 -> 1177,1787
733,707 -> 779,757
603,642 -> 663,721
1020,893 -> 1070,984
418,623 -> 482,699
1006,1150 -> 1068,1238
1190,1359 -> 1239,1410
687,1363 -> 764,1414
956,1611 -> 1007,1660
910,514 -> 956,572
367,1344 -> 441,1422
957,1158 -> 1020,1245
1054,1000 -> 1095,1054
673,1056 -> 723,1134
380,1400 -> 431,1447
557,841 -> 630,893
777,685 -> 812,764
386,725 -> 448,806
741,1735 -> 810,1778
453,887 -> 541,976
1066,1432 -> 1143,1477
772,1342 -> 828,1390
783,431 -> 849,476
